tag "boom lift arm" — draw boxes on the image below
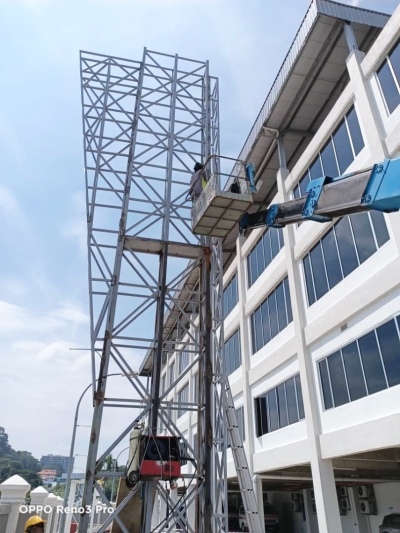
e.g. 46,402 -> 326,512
239,158 -> 400,232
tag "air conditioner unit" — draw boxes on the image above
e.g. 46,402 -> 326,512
340,498 -> 351,511
291,492 -> 301,501
291,501 -> 302,512
360,500 -> 375,515
357,485 -> 372,499
310,489 -> 315,501
312,503 -> 317,514
339,486 -> 348,498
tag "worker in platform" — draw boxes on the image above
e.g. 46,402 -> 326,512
24,516 -> 46,533
188,162 -> 207,201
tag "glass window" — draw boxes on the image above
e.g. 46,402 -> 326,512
358,331 -> 387,395
225,329 -> 241,375
346,107 -> 364,156
376,320 -> 400,387
178,384 -> 189,418
169,361 -> 175,386
267,390 -> 279,432
370,211 -> 389,248
334,217 -> 358,277
250,278 -> 293,354
318,316 -> 400,411
310,243 -> 329,300
261,299 -> 271,346
179,349 -> 189,375
332,120 -> 354,174
328,351 -> 349,407
321,230 -> 342,290
277,383 -> 288,428
295,374 -> 305,420
349,213 -> 376,264
377,61 -> 400,114
255,373 -> 304,436
283,277 -> 293,324
320,140 -> 339,178
192,372 -> 199,404
223,275 -> 238,319
389,39 -> 400,84
247,228 -> 284,287
303,254 -> 316,306
275,282 -> 288,331
319,359 -> 333,410
309,157 -> 323,180
285,377 -> 299,424
342,341 -> 367,401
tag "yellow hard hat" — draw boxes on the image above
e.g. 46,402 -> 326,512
25,516 -> 46,532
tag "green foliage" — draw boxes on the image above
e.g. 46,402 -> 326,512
0,427 -> 42,487
50,484 -> 66,498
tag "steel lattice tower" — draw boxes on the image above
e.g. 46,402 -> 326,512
77,48 -> 228,533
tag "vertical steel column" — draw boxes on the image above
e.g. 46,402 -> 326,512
78,50 -> 146,533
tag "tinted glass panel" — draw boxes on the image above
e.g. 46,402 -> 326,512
378,61 -> 400,114
277,384 -> 288,428
370,211 -> 389,248
321,140 -> 339,178
261,299 -> 271,345
334,217 -> 359,277
299,172 -> 311,197
276,282 -> 287,331
295,374 -> 305,419
283,277 -> 293,324
310,243 -> 329,300
319,358 -> 333,410
248,249 -> 257,287
390,40 -> 400,84
252,308 -> 263,353
263,232 -> 272,266
256,397 -> 268,436
309,157 -> 323,180
358,331 -> 387,395
333,120 -> 354,173
303,255 -> 316,306
269,292 -> 279,339
350,213 -> 376,264
270,228 -> 279,258
346,107 -> 364,156
376,320 -> 400,387
267,390 -> 279,431
328,351 -> 349,407
342,341 -> 367,401
321,230 -> 342,289
256,242 -> 265,279
285,377 -> 299,424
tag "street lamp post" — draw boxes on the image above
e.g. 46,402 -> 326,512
110,447 -> 129,503
58,373 -> 122,533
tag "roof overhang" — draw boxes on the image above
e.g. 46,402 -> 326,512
222,0 -> 390,254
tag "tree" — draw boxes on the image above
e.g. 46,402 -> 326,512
50,484 -> 65,498
0,426 -> 42,487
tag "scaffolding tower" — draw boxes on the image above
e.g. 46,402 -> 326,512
76,48 -> 232,533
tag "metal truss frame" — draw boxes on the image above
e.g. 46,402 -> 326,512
76,48 -> 228,533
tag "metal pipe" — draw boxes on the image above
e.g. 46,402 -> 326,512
59,373 -> 123,533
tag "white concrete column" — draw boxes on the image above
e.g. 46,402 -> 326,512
277,167 -> 343,533
44,494 -> 58,533
346,50 -> 389,161
30,487 -> 49,511
0,475 -> 31,533
63,481 -> 78,533
236,234 -> 256,475
346,50 -> 400,260
252,476 -> 265,533
51,497 -> 64,533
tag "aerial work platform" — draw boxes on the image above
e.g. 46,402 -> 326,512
191,157 -> 259,237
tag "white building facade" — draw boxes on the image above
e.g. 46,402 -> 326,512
148,1 -> 400,532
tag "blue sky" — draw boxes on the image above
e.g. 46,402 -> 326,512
0,0 -> 398,470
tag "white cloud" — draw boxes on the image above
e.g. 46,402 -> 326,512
61,190 -> 87,254
0,185 -> 29,232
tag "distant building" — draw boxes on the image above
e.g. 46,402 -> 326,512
38,470 -> 57,484
40,455 -> 73,474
